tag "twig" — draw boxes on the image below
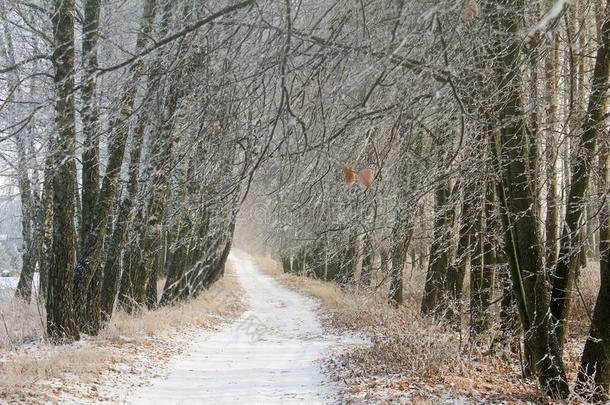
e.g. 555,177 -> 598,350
35,289 -> 46,338
575,279 -> 593,324
517,337 -> 526,380
1,311 -> 17,351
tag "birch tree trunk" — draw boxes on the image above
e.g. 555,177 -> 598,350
80,0 -> 100,248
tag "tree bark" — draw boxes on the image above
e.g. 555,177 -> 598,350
390,217 -> 411,306
73,0 -> 157,334
129,90 -> 182,307
360,234 -> 373,287
79,0 -> 102,335
444,180 -> 474,329
551,0 -> 610,349
469,195 -> 485,336
544,16 -> 560,271
37,157 -> 54,298
14,134 -> 35,302
471,181 -> 496,337
47,0 -> 80,344
421,180 -> 451,316
488,0 -> 569,396
3,18 -> 37,303
100,50 -> 165,322
575,141 -> 610,403
80,0 -> 100,248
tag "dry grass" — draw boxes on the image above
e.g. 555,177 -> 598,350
256,256 -> 347,309
0,344 -> 111,395
101,270 -> 243,343
255,255 -> 462,378
0,261 -> 244,401
255,254 -> 593,403
570,262 -> 600,333
0,291 -> 45,349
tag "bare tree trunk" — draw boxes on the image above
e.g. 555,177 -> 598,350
80,0 -> 100,248
444,180 -> 474,329
145,257 -> 158,310
551,0 -> 610,350
37,156 -> 54,298
421,180 -> 451,316
390,216 -> 411,306
469,196 -> 485,336
488,0 -> 569,396
574,4 -> 610,399
575,136 -> 610,403
47,0 -> 80,344
491,251 -> 520,356
14,135 -> 35,301
281,256 -> 291,273
79,0 -> 101,335
100,48 -> 165,322
471,181 -> 496,337
73,0 -> 157,334
159,161 -> 193,306
2,17 -> 37,303
129,90 -> 182,307
360,233 -> 373,287
544,13 -> 560,270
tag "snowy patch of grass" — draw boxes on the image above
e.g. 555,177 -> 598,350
255,255 -> 462,377
328,292 -> 464,380
570,262 -> 600,331
0,344 -> 111,396
255,255 -> 582,403
102,269 -> 243,342
0,290 -> 45,349
0,261 -> 245,402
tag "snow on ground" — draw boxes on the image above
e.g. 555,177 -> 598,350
0,274 -> 39,304
0,276 -> 19,290
0,274 -> 40,293
129,250 -> 356,405
1,267 -> 244,404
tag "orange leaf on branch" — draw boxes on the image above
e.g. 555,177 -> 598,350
343,166 -> 373,189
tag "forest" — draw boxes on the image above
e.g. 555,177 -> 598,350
0,0 -> 609,403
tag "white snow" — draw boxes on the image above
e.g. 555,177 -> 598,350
129,251 -> 347,404
0,274 -> 40,301
0,276 -> 19,290
527,0 -> 569,38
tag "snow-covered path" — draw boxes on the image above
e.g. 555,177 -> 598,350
130,251 -> 342,404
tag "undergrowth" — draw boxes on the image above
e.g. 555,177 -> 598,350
255,254 -> 601,404
0,262 -> 244,400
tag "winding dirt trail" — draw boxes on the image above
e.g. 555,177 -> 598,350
130,251 -> 343,404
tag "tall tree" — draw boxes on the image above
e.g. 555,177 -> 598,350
47,0 -> 80,343
575,142 -> 610,403
80,0 -> 100,247
544,5 -> 561,271
421,179 -> 453,316
550,0 -> 610,349
1,24 -> 37,302
488,0 -> 569,396
79,0 -> 102,335
575,1 -> 610,400
73,0 -> 157,334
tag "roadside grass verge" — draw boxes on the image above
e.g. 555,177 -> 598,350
254,254 -> 597,404
0,261 -> 244,403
